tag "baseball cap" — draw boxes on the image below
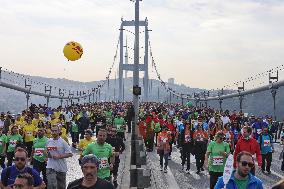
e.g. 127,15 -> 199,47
81,154 -> 100,167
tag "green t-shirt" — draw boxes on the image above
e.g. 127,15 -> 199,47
71,121 -> 79,133
33,136 -> 48,162
207,141 -> 230,172
105,111 -> 112,119
113,117 -> 126,132
0,134 -> 7,153
234,176 -> 248,189
82,142 -> 113,179
7,134 -> 23,152
154,122 -> 161,133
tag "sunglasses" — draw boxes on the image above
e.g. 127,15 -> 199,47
240,161 -> 254,168
14,157 -> 26,162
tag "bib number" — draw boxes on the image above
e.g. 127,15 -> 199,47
34,148 -> 45,156
9,140 -> 17,147
185,135 -> 191,142
212,156 -> 223,166
116,125 -> 122,130
263,140 -> 270,147
99,157 -> 109,169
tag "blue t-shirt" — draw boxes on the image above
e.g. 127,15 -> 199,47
258,134 -> 273,154
0,165 -> 42,186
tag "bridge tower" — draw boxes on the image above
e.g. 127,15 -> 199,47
118,18 -> 149,102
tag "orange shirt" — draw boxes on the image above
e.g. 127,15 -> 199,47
193,130 -> 208,141
157,131 -> 172,152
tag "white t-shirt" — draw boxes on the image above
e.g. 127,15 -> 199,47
46,137 -> 72,172
221,116 -> 231,126
0,120 -> 4,127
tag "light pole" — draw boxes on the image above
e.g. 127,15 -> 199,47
133,0 -> 140,132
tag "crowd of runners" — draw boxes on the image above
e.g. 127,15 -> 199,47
0,102 -> 284,189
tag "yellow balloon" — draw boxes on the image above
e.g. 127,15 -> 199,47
63,41 -> 83,61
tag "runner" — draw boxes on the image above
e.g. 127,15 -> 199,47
193,123 -> 208,174
67,154 -> 114,189
32,127 -> 48,187
205,131 -> 230,189
113,112 -> 126,141
22,117 -> 36,158
106,127 -> 125,188
70,116 -> 79,148
258,127 -> 274,174
233,126 -> 262,175
180,121 -> 194,173
46,125 -> 73,189
0,125 -> 7,169
0,147 -> 45,188
6,125 -> 23,166
82,129 -> 115,181
215,151 -> 263,189
78,129 -> 95,159
157,126 -> 172,173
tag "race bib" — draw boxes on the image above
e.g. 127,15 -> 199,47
212,156 -> 224,166
257,129 -> 262,134
9,140 -> 17,147
34,148 -> 45,156
197,137 -> 204,142
47,146 -> 57,151
161,137 -> 168,143
116,125 -> 122,130
99,157 -> 109,169
263,140 -> 270,147
185,135 -> 191,142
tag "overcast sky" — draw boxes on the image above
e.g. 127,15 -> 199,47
1,0 -> 284,90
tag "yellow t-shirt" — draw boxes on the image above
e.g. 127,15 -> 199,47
20,116 -> 25,122
15,120 -> 24,129
39,113 -> 45,120
54,112 -> 61,119
60,127 -> 69,144
50,119 -> 59,126
78,138 -> 95,151
32,119 -> 39,127
23,124 -> 36,142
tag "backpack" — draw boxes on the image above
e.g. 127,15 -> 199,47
259,134 -> 272,151
2,166 -> 33,186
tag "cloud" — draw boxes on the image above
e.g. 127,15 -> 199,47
0,0 -> 284,90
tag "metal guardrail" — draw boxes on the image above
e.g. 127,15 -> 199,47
179,79 -> 284,101
0,80 -> 91,100
206,79 -> 284,101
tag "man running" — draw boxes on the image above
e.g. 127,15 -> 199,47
46,125 -> 73,189
67,154 -> 114,189
215,151 -> 263,189
82,129 -> 115,181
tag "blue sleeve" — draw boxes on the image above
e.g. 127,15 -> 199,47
257,179 -> 264,189
32,169 -> 43,186
0,168 -> 7,184
214,176 -> 224,189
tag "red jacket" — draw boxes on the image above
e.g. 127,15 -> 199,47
233,137 -> 262,168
